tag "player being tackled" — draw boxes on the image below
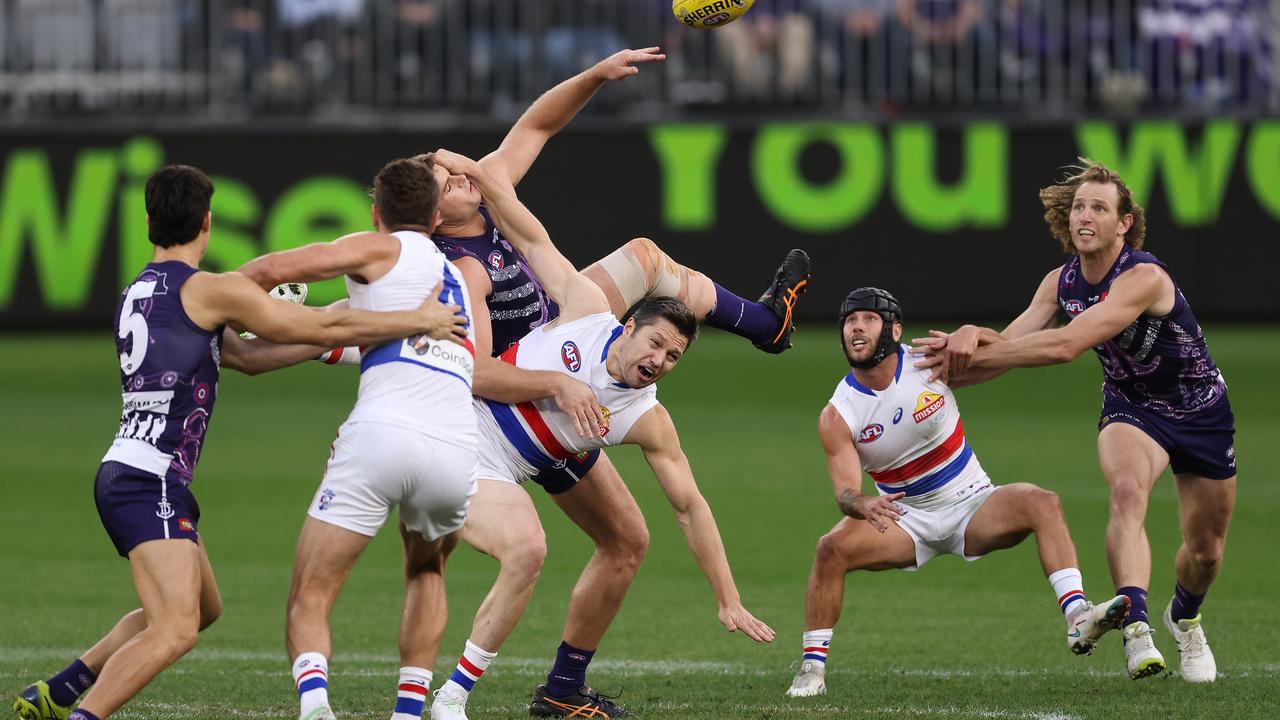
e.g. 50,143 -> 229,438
785,288 -> 1127,699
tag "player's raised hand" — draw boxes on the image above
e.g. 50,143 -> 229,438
718,603 -> 776,643
593,47 -> 666,81
552,375 -> 607,439
942,325 -> 980,378
413,281 -> 468,347
430,148 -> 483,178
848,492 -> 906,533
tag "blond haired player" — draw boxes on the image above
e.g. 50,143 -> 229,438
784,288 -> 1128,699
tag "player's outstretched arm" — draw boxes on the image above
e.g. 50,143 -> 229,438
433,149 -> 609,323
188,272 -> 466,349
913,267 -> 1066,385
819,405 -> 905,532
237,232 -> 400,290
220,329 -> 330,376
627,405 -> 776,644
968,263 -> 1170,372
481,47 -> 665,187
454,257 -> 605,438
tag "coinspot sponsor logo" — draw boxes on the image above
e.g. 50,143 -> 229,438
561,341 -> 582,372
857,423 -> 884,443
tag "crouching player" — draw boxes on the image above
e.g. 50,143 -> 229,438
785,288 -> 1128,698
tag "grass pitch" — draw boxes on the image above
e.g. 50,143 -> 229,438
1,326 -> 1277,720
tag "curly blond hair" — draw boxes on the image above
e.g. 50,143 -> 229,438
1039,159 -> 1146,254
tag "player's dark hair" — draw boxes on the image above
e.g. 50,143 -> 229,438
144,165 -> 214,248
630,296 -> 699,346
372,155 -> 440,231
1040,158 -> 1147,253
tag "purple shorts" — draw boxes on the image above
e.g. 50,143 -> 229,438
530,448 -> 601,494
1099,397 -> 1237,480
94,461 -> 201,557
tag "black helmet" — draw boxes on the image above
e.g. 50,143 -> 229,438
838,287 -> 902,368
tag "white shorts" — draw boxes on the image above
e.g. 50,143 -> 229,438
894,477 -> 995,570
308,421 -> 477,541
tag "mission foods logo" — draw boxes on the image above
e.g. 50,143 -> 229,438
913,392 -> 945,423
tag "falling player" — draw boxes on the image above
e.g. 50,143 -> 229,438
784,287 -> 1128,699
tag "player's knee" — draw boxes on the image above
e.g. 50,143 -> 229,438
1186,536 -> 1226,572
155,622 -> 200,661
503,532 -> 548,584
610,525 -> 649,574
1107,476 -> 1149,517
1031,487 -> 1063,522
813,532 -> 847,573
199,596 -> 222,631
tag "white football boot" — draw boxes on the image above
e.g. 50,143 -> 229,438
1066,594 -> 1131,654
300,706 -> 336,720
430,686 -> 469,720
785,660 -> 827,697
1122,621 -> 1167,679
1163,603 -> 1217,683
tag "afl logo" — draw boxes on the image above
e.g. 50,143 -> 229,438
561,341 -> 582,372
487,250 -> 504,271
857,423 -> 884,443
1063,299 -> 1086,316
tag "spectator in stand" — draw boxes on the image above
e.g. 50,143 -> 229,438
1139,0 -> 1273,108
714,0 -> 817,101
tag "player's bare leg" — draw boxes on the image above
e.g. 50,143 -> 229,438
15,543 -> 221,720
1163,473 -> 1236,683
963,484 -> 1128,654
73,540 -> 205,718
395,525 -> 454,717
1097,423 -> 1169,678
582,238 -> 810,353
789,517 -> 915,697
286,518 -> 373,720
526,454 -> 647,718
433,481 -> 546,718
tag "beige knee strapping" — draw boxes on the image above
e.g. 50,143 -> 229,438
596,238 -> 687,310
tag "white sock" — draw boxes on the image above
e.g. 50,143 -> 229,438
801,629 -> 833,666
291,652 -> 330,716
440,639 -> 498,697
391,666 -> 432,720
1049,568 -> 1087,617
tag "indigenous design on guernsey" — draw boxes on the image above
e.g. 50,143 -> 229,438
828,346 -> 989,510
1057,247 -> 1227,419
102,262 -> 224,485
475,312 -> 659,480
346,231 -> 478,438
434,206 -> 559,355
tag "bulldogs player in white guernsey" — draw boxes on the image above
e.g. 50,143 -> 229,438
234,157 -> 478,720
426,150 -> 774,720
784,288 -> 1129,699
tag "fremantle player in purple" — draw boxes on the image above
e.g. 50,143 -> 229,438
913,161 -> 1236,683
418,52 -> 809,718
10,165 -> 468,720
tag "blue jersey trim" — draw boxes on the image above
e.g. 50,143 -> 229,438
483,400 -> 557,470
600,324 -> 624,362
360,342 -> 472,389
876,444 -> 973,497
843,347 -> 904,397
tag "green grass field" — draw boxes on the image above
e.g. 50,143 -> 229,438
2,327 -> 1277,720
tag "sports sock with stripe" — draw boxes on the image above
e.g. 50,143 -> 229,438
46,658 -> 96,707
705,282 -> 779,345
1117,586 -> 1150,627
543,641 -> 595,697
1170,582 -> 1206,621
66,711 -> 101,720
440,639 -> 497,698
1048,568 -> 1087,617
291,652 -> 330,717
391,666 -> 431,719
801,628 -> 833,666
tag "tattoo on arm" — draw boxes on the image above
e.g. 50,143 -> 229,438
837,488 -> 860,517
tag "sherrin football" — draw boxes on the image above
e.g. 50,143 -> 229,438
673,0 -> 755,29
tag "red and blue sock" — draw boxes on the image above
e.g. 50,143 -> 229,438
1048,568 -> 1087,617
391,666 -> 431,719
1170,582 -> 1206,621
291,652 -> 330,717
705,282 -> 779,345
46,658 -> 96,708
1117,586 -> 1149,627
801,629 -> 833,666
441,639 -> 497,698
543,641 -> 595,697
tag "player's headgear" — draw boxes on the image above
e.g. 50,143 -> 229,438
838,287 -> 902,369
